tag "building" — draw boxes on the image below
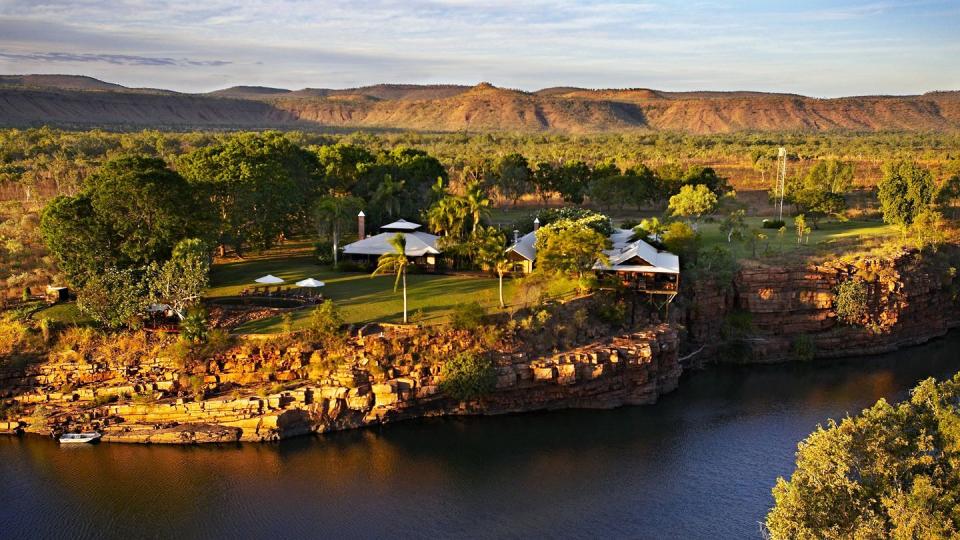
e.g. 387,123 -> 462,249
342,219 -> 442,269
506,225 -> 680,297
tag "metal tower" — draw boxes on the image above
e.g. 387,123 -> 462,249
775,147 -> 787,222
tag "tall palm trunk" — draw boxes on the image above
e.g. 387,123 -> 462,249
332,221 -> 339,268
498,271 -> 505,308
402,271 -> 408,323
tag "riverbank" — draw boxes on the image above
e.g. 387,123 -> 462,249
4,331 -> 959,538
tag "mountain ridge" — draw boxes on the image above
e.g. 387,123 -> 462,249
1,74 -> 958,134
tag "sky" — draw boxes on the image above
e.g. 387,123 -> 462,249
0,0 -> 958,96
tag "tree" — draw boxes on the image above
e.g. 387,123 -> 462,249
668,184 -> 718,225
313,143 -> 374,193
719,209 -> 747,242
662,221 -> 699,261
806,159 -> 855,195
794,214 -> 810,245
77,267 -> 147,328
531,162 -> 559,203
682,165 -> 729,196
936,173 -> 960,219
834,278 -> 870,326
475,228 -> 511,308
494,153 -> 532,205
146,238 -> 211,320
39,195 -> 111,285
767,374 -> 960,539
313,193 -> 364,267
635,217 -> 666,241
556,161 -> 591,204
877,160 -> 935,230
463,180 -> 491,233
371,233 -> 410,323
910,209 -> 946,253
179,132 -> 318,255
86,155 -> 201,265
534,219 -> 610,277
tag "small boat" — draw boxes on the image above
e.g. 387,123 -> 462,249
58,432 -> 101,444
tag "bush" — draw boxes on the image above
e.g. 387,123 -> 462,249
439,352 -> 496,401
762,219 -> 786,229
451,301 -> 486,330
179,306 -> 209,343
314,241 -> 334,265
835,279 -> 870,326
307,300 -> 344,343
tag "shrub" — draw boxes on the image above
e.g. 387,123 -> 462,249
835,279 -> 870,326
451,301 -> 486,330
439,352 -> 496,401
592,299 -> 627,326
307,300 -> 343,343
761,219 -> 786,229
179,306 -> 209,343
314,241 -> 334,265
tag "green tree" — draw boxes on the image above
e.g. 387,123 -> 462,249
910,209 -> 946,253
877,160 -> 935,230
719,209 -> 747,243
767,374 -> 960,539
668,184 -> 718,224
475,228 -> 511,308
313,193 -> 364,267
146,238 -> 211,319
531,161 -> 559,204
534,219 -> 610,277
794,214 -> 810,245
439,351 -> 496,401
936,173 -> 960,218
806,159 -> 855,195
77,267 -> 147,328
39,195 -> 111,285
86,155 -> 201,265
835,278 -> 869,326
464,180 -> 491,234
662,221 -> 699,261
371,233 -> 410,323
179,132 -> 318,255
634,217 -> 666,240
494,153 -> 532,205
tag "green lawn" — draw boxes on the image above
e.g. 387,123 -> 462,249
32,302 -> 95,326
208,240 -> 517,333
697,217 -> 899,261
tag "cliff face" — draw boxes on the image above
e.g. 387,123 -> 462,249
0,321 -> 679,443
687,249 -> 960,363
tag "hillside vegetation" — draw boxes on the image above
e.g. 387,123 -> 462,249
1,75 -> 959,134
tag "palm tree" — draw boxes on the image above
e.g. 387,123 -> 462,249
493,257 -> 512,309
464,181 -> 491,233
475,227 -> 511,308
372,174 -> 405,220
313,193 -> 363,267
371,233 -> 410,323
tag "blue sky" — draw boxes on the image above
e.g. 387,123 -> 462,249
0,0 -> 957,96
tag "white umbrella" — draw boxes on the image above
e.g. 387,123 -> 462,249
255,274 -> 284,284
295,278 -> 325,288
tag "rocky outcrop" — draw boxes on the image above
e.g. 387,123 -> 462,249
687,248 -> 960,363
1,317 -> 680,443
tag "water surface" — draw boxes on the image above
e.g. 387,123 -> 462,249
2,333 -> 959,539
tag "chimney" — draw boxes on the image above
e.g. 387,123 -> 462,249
513,229 -> 520,244
358,210 -> 366,240
533,217 -> 540,231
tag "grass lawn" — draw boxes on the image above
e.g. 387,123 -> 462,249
32,302 -> 95,326
697,217 -> 899,262
208,239 -> 518,333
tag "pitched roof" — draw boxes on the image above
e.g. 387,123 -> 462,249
595,229 -> 679,274
343,231 -> 440,257
505,230 -> 537,261
380,219 -> 422,231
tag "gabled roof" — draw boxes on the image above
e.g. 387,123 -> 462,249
343,231 -> 441,257
505,230 -> 537,262
380,219 -> 422,231
595,229 -> 679,275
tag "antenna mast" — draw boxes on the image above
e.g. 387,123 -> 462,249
775,147 -> 787,222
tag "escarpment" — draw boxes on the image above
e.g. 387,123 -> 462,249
686,248 -> 960,363
0,296 -> 681,443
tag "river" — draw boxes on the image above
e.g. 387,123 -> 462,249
2,332 -> 959,539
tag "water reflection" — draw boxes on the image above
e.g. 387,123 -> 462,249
2,333 -> 958,539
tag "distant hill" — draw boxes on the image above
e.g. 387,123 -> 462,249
0,74 -> 958,133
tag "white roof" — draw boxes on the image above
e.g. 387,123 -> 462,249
380,219 -> 422,231
254,274 -> 284,284
343,231 -> 440,257
295,278 -> 325,287
505,230 -> 537,261
594,230 -> 679,275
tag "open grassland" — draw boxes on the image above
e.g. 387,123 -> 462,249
208,240 -> 517,332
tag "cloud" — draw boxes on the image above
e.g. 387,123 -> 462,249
0,52 -> 231,67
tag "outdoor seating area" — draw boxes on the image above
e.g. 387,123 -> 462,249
239,285 -> 325,302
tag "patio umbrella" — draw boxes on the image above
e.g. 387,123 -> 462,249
295,278 -> 326,288
254,275 -> 284,284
